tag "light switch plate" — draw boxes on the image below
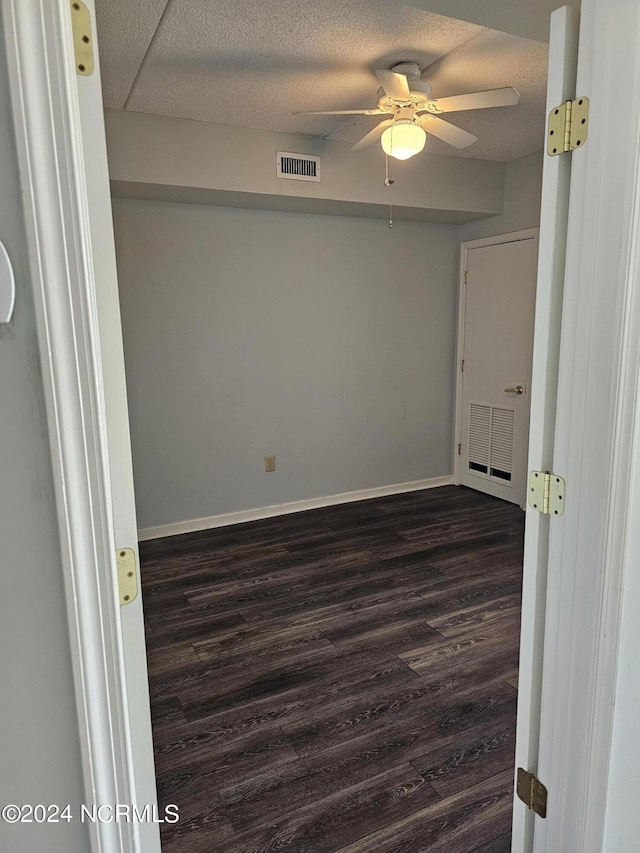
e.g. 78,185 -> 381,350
0,241 -> 15,324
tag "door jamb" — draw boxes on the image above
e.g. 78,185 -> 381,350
453,228 -> 540,498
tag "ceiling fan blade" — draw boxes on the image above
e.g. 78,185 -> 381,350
375,69 -> 411,101
294,108 -> 389,116
423,87 -> 520,114
417,115 -> 478,149
350,119 -> 394,152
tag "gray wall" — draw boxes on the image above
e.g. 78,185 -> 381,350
113,200 -> 459,530
105,108 -> 505,223
459,150 -> 544,243
0,20 -> 89,853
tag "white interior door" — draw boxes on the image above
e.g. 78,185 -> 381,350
458,232 -> 538,505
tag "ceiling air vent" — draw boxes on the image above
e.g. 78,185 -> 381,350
276,151 -> 321,182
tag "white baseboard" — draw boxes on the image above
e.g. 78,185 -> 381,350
137,475 -> 454,541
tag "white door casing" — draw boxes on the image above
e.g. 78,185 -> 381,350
2,2 -> 160,851
455,231 -> 538,506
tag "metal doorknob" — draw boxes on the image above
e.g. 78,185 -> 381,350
504,385 -> 525,395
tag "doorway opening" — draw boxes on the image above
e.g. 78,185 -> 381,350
99,1 -> 534,840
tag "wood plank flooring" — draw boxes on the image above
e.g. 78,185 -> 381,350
140,485 -> 524,852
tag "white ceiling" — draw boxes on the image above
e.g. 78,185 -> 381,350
95,0 -> 548,162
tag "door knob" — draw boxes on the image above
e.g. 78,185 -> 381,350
504,385 -> 525,395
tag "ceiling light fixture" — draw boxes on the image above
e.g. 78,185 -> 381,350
380,120 -> 427,160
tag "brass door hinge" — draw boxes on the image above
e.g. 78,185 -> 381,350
548,97 -> 589,155
528,471 -> 565,516
116,548 -> 138,606
516,768 -> 548,819
70,1 -> 94,76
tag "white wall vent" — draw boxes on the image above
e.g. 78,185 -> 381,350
467,402 -> 515,484
276,151 -> 321,182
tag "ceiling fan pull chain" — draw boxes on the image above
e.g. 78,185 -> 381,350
384,154 -> 394,228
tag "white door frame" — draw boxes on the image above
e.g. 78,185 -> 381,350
2,2 -> 141,851
512,7 -> 579,851
5,0 -> 640,852
453,228 -> 539,502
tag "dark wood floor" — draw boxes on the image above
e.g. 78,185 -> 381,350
139,485 -> 524,853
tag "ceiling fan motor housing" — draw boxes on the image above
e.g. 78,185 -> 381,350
389,61 -> 422,79
377,67 -> 432,112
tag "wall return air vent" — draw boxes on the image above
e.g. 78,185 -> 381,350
468,402 -> 515,484
276,151 -> 321,182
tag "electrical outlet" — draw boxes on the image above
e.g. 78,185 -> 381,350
264,455 -> 276,473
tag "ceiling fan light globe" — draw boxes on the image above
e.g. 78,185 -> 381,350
381,121 -> 426,160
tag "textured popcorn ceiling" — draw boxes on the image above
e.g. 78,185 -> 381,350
95,0 -> 548,162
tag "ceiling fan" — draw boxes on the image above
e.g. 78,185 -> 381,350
295,62 -> 520,160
